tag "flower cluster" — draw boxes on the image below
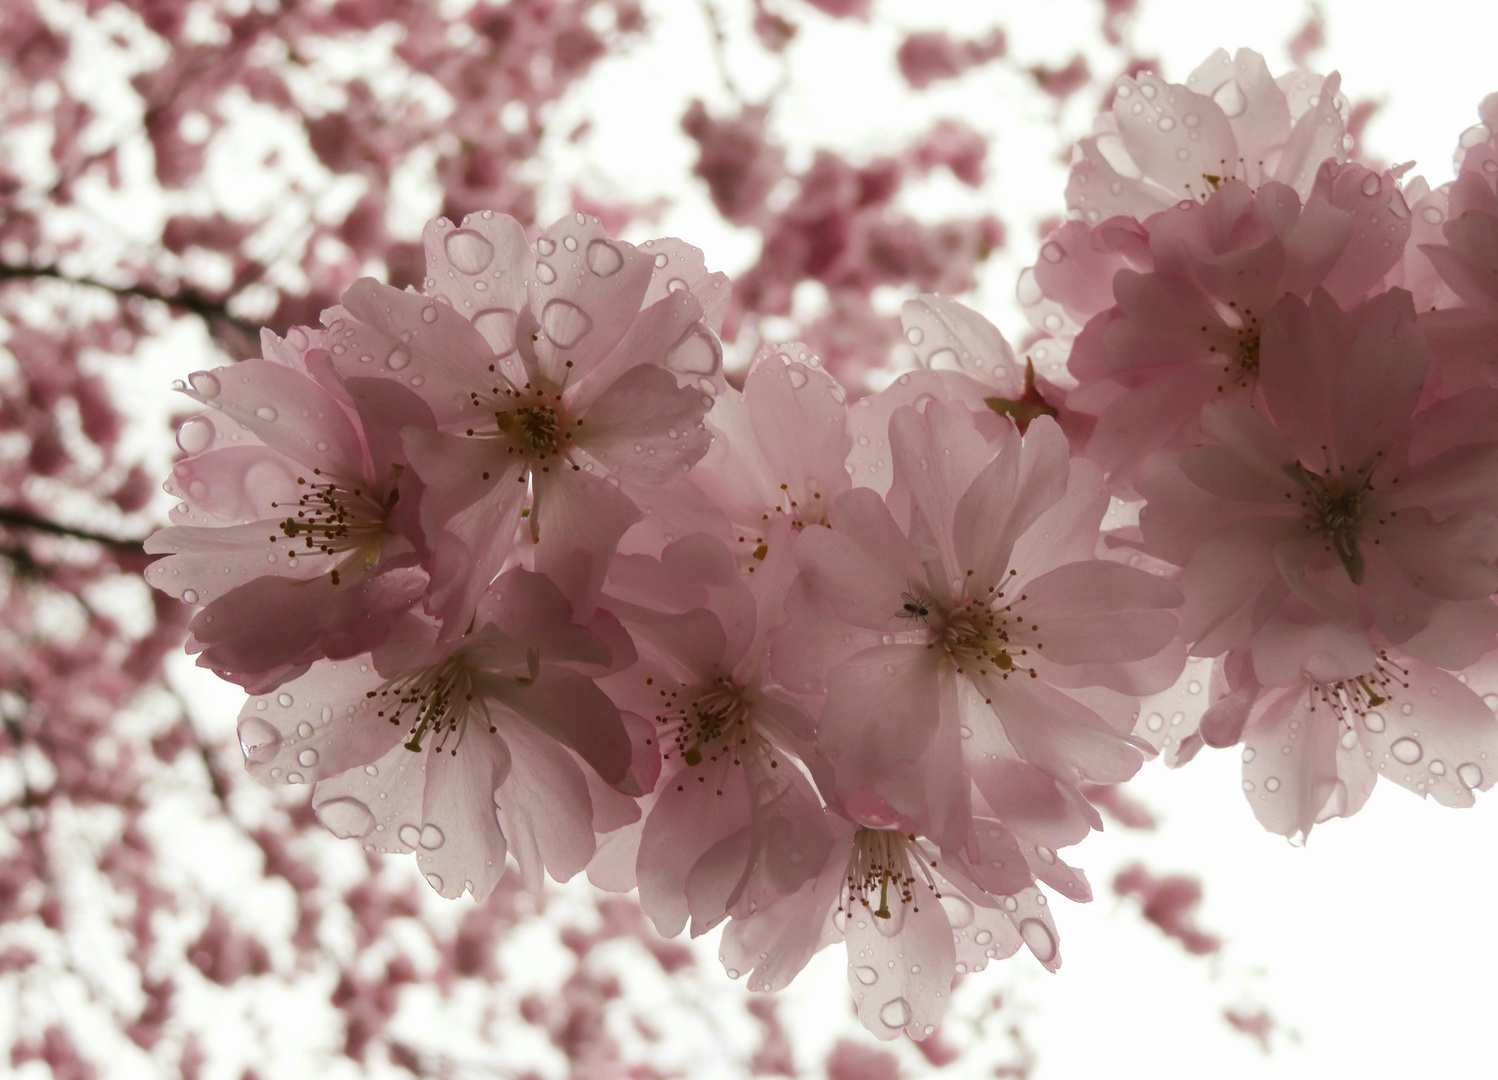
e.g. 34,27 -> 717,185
1024,50 -> 1498,839
147,48 -> 1498,1042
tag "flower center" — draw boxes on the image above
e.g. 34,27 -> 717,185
843,829 -> 938,919
1311,654 -> 1410,726
466,378 -> 580,469
901,583 -> 1041,681
270,469 -> 391,581
367,658 -> 494,756
1286,462 -> 1373,583
654,676 -> 753,769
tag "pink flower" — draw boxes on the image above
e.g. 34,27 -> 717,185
777,400 -> 1181,850
236,568 -> 644,899
144,327 -> 429,691
718,811 -> 1062,1041
687,344 -> 852,569
1202,645 -> 1498,839
591,533 -> 829,938
1040,162 -> 1413,490
1137,287 -> 1498,674
1067,50 -> 1350,223
319,210 -> 726,631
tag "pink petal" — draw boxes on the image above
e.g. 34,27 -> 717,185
844,876 -> 956,1041
421,212 -> 530,326
495,720 -> 597,889
576,362 -> 712,483
1242,685 -> 1342,838
417,729 -> 513,899
794,490 -> 926,632
819,644 -> 944,785
237,658 -> 404,785
333,279 -> 497,429
1016,560 -> 1181,664
528,216 -> 653,388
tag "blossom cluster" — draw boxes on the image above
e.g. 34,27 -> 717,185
146,49 -> 1498,1042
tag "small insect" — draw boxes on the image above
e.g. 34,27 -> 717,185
898,591 -> 931,621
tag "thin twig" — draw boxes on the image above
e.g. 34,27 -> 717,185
0,506 -> 146,555
0,262 -> 261,345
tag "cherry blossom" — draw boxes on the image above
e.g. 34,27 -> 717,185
320,210 -> 726,630
596,546 -> 833,940
239,568 -> 640,899
719,808 -> 1063,1042
1066,49 -> 1351,223
144,328 -> 430,691
777,399 -> 1182,850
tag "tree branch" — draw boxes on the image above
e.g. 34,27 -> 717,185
0,506 -> 147,555
0,262 -> 262,349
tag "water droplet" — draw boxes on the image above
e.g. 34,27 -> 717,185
386,345 -> 411,371
1139,82 -> 1157,100
725,968 -> 740,979
667,277 -> 689,293
1212,79 -> 1247,117
398,824 -> 422,847
296,721 -> 314,738
444,229 -> 495,275
940,894 -> 974,928
237,717 -> 281,765
534,260 -> 558,285
1391,737 -> 1423,765
1360,173 -> 1381,197
787,366 -> 809,389
974,929 -> 993,945
1362,710 -> 1386,733
854,965 -> 878,985
297,748 -> 319,767
251,405 -> 277,423
420,305 -> 438,323
420,824 -> 445,849
878,997 -> 912,1029
316,797 -> 375,838
1429,759 -> 1447,776
1040,241 -> 1065,263
905,326 -> 924,346
1242,779 -> 1255,791
188,371 -> 221,398
1183,113 -> 1200,128
585,239 -> 624,276
1340,729 -> 1358,750
1019,918 -> 1057,963
1036,846 -> 1056,864
276,693 -> 293,707
1459,762 -> 1484,788
180,588 -> 199,604
666,324 -> 722,375
1265,777 -> 1281,792
540,299 -> 593,348
1158,116 -> 1177,132
1146,712 -> 1165,732
1187,680 -> 1202,694
425,873 -> 444,892
176,417 -> 214,454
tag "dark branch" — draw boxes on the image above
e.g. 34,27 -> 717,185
0,506 -> 147,555
0,262 -> 261,350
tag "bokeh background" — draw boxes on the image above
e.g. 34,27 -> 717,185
3,1 -> 1497,1077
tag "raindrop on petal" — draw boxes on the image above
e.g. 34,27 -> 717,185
878,997 -> 912,1029
316,797 -> 376,839
585,238 -> 624,276
237,717 -> 281,765
444,229 -> 495,275
1019,918 -> 1057,963
541,299 -> 593,348
176,417 -> 214,454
